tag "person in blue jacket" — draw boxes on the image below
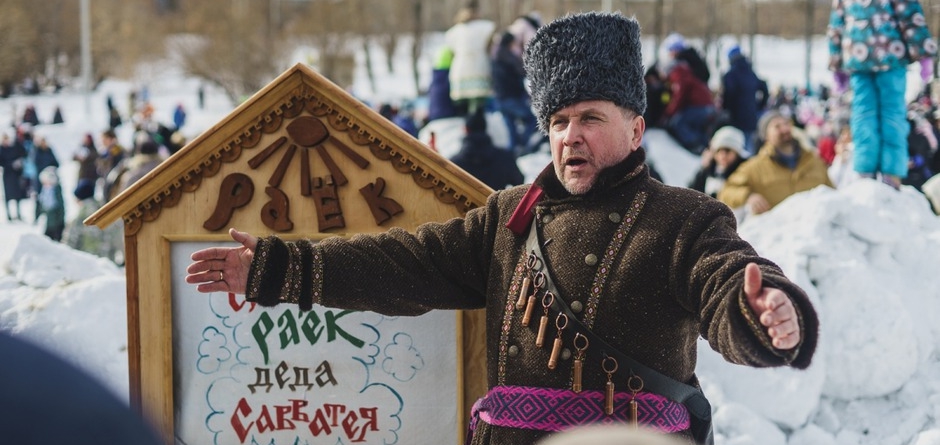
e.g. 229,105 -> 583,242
827,0 -> 937,189
721,45 -> 769,154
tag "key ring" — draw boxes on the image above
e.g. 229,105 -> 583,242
526,252 -> 542,270
602,354 -> 619,375
574,332 -> 589,352
532,272 -> 546,289
627,374 -> 644,393
555,312 -> 568,331
541,291 -> 555,309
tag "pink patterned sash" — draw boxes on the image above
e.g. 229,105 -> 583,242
468,385 -> 690,440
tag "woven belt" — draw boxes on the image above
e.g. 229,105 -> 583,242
468,385 -> 690,440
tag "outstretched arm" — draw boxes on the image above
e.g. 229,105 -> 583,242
743,262 -> 800,350
185,228 -> 257,294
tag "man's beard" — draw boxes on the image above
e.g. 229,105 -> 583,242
554,165 -> 595,195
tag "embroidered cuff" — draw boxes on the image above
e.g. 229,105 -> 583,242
245,236 -> 324,311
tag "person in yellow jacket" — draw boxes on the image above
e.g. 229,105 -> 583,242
718,111 -> 833,216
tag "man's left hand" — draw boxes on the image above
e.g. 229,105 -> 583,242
743,262 -> 800,350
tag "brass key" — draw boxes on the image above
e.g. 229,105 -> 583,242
627,374 -> 644,427
535,291 -> 554,347
572,333 -> 589,393
548,312 -> 567,370
602,355 -> 618,415
514,253 -> 540,309
521,272 -> 544,326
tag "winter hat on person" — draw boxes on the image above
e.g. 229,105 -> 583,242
727,45 -> 743,61
73,179 -> 96,201
664,33 -> 686,52
709,126 -> 748,158
757,110 -> 785,141
39,166 -> 59,185
523,12 -> 646,131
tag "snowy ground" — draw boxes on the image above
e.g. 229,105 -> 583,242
1,33 -> 940,445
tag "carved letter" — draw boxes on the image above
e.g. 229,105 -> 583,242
312,176 -> 345,231
261,186 -> 294,232
203,173 -> 254,231
359,178 -> 403,225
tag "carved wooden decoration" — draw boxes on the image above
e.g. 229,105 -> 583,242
203,173 -> 255,231
360,177 -> 404,225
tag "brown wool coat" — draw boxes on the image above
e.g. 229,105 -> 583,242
247,147 -> 819,445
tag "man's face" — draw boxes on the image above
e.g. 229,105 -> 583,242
548,100 -> 644,195
766,116 -> 793,148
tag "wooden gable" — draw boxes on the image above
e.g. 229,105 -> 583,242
87,63 -> 490,445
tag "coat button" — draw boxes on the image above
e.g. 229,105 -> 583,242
584,253 -> 598,266
542,214 -> 554,224
508,345 -> 519,357
570,300 -> 583,313
609,212 -> 622,223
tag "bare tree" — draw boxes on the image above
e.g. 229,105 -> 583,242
0,2 -> 40,96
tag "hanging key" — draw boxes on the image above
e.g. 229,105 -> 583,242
521,272 -> 544,326
515,253 -> 540,309
627,374 -> 644,427
602,355 -> 618,415
548,312 -> 567,370
535,292 -> 554,347
572,333 -> 589,393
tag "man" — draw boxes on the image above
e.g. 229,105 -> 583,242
188,13 -> 818,445
663,59 -> 716,153
718,111 -> 833,216
721,45 -> 769,154
663,33 -> 710,85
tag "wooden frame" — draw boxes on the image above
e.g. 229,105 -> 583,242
87,63 -> 491,444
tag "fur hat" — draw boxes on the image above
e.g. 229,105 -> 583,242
523,12 -> 646,131
709,126 -> 748,158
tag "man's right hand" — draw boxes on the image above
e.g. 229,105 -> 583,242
185,228 -> 258,294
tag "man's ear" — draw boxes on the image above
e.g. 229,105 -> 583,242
630,115 -> 646,150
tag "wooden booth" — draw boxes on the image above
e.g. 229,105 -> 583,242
86,63 -> 490,445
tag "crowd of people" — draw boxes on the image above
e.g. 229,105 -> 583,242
371,1 -> 940,219
0,96 -> 183,264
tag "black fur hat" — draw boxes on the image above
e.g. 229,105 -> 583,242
523,12 -> 646,131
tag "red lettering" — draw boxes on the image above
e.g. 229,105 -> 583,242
275,404 -> 295,430
290,399 -> 310,423
230,398 -> 254,444
308,407 -> 332,436
343,409 -> 363,442
230,399 -> 381,443
256,405 -> 275,434
323,403 -> 346,427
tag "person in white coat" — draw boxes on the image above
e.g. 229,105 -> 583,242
444,1 -> 496,116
